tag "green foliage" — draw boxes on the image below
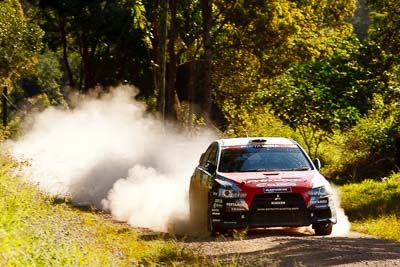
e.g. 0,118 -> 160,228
340,174 -> 400,219
0,153 -> 198,266
266,39 -> 363,133
212,0 -> 359,158
356,40 -> 400,105
350,215 -> 400,241
340,173 -> 400,240
213,0 -> 356,77
174,1 -> 203,62
17,49 -> 67,106
258,39 -> 362,157
0,0 -> 44,85
323,94 -> 400,181
35,0 -> 153,92
35,51 -> 66,106
177,102 -> 207,136
368,0 -> 400,56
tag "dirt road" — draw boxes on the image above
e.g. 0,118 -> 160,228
181,228 -> 400,266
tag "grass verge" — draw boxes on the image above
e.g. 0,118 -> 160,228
0,153 -> 202,266
340,173 -> 400,241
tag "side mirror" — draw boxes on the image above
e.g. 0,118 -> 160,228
205,161 -> 217,174
313,158 -> 321,170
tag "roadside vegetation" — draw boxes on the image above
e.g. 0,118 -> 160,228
340,173 -> 400,241
0,153 -> 201,266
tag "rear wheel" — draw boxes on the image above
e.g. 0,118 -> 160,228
313,222 -> 333,236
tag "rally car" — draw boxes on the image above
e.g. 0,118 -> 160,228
189,137 -> 337,236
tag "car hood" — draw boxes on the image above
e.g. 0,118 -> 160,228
217,170 -> 329,190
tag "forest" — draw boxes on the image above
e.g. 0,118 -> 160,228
1,0 -> 400,183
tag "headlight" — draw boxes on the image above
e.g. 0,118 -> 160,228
218,188 -> 247,198
307,186 -> 330,197
215,177 -> 247,199
307,186 -> 331,208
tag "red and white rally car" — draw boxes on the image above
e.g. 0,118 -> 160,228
189,137 -> 337,236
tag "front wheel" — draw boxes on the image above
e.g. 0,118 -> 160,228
313,222 -> 333,236
207,194 -> 218,236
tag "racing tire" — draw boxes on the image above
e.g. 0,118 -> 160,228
313,222 -> 333,236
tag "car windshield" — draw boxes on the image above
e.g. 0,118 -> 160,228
218,145 -> 313,172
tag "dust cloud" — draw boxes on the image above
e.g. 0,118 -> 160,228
9,85 -> 215,232
8,85 -> 351,235
331,185 -> 352,236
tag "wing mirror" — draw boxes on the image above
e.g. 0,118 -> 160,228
313,158 -> 321,170
205,161 -> 217,174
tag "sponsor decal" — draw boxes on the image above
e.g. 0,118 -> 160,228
256,182 -> 297,187
264,187 -> 291,193
212,212 -> 220,216
213,203 -> 223,208
211,209 -> 220,212
269,182 -> 297,187
229,207 -> 247,212
214,199 -> 223,204
225,200 -> 249,212
212,219 -> 221,222
271,201 -> 286,205
257,207 -> 300,211
248,177 -> 304,184
226,202 -> 244,207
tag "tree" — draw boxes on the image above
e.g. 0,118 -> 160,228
0,0 -> 43,86
211,0 -> 358,135
368,0 -> 400,56
34,0 -> 152,93
166,0 -> 178,121
261,34 -> 400,158
17,49 -> 66,106
213,0 -> 357,78
365,0 -> 400,103
200,0 -> 212,122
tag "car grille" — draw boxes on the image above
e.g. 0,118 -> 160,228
248,193 -> 310,227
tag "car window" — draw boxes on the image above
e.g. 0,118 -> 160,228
207,144 -> 218,165
218,145 -> 312,172
200,143 -> 218,166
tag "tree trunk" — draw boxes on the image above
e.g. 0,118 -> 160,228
158,0 -> 168,120
2,86 -> 7,127
80,30 -> 95,91
58,14 -> 75,88
150,1 -> 160,111
200,0 -> 212,123
166,0 -> 178,121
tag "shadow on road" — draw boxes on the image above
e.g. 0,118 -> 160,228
232,235 -> 400,267
181,228 -> 400,266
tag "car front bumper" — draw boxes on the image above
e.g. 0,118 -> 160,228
210,193 -> 337,230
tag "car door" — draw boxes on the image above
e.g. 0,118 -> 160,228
190,142 -> 219,231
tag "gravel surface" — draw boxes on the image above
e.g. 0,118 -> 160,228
111,214 -> 400,266
180,228 -> 400,266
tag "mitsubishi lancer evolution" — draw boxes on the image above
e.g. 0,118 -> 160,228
189,137 -> 337,236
